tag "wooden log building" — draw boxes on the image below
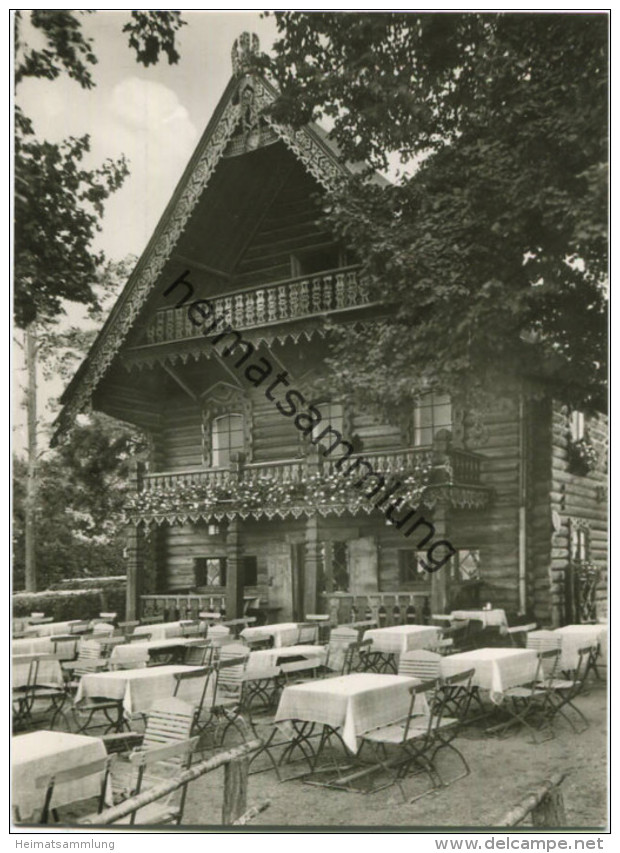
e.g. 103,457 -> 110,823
56,34 -> 608,628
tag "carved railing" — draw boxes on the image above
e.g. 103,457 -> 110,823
144,265 -> 371,345
141,447 -> 481,497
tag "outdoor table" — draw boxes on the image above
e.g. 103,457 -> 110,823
241,622 -> 302,648
13,636 -> 79,661
553,624 -> 608,670
23,620 -> 83,638
245,645 -> 327,680
109,636 -> 202,666
362,624 -> 442,655
439,647 -> 538,704
12,730 -> 109,821
274,672 -> 424,754
13,654 -> 64,689
133,620 -> 196,641
450,609 -> 509,631
75,664 -> 210,716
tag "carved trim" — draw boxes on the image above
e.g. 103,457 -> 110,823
57,75 -> 355,438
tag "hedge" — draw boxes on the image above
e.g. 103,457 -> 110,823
13,585 -> 126,624
51,576 -> 126,591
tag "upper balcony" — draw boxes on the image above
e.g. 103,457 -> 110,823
142,265 -> 377,347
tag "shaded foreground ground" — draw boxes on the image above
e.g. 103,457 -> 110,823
181,682 -> 607,830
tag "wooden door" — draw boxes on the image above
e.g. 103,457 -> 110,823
268,541 -> 294,621
348,537 -> 378,595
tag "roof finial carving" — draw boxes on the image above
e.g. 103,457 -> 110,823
231,32 -> 260,76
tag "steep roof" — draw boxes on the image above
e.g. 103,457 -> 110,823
55,39 -> 386,440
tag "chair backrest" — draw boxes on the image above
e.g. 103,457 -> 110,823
130,632 -> 151,643
329,626 -> 358,644
70,620 -> 91,635
118,620 -> 140,635
402,679 -> 440,741
575,644 -> 597,684
526,630 -> 561,652
296,622 -> 319,644
537,648 -> 561,684
92,622 -> 115,636
438,667 -> 475,719
126,737 -> 198,826
140,614 -> 165,625
36,755 -> 115,824
325,638 -> 356,674
183,641 -> 215,666
207,625 -> 232,647
398,649 -> 442,680
215,646 -> 249,699
180,620 -> 201,638
142,698 -> 196,749
78,639 -> 104,661
173,666 -> 213,722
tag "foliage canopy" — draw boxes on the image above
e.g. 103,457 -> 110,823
263,12 -> 608,414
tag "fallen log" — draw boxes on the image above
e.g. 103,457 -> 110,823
498,772 -> 568,827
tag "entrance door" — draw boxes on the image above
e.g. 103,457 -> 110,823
291,543 -> 305,621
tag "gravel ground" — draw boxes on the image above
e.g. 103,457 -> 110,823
180,680 -> 608,830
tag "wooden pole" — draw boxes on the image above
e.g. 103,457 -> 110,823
222,755 -> 248,825
83,739 -> 260,825
24,325 -> 37,592
232,800 -> 271,825
498,772 -> 568,827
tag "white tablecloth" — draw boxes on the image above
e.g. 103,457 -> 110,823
274,673 -> 423,753
440,647 -> 538,704
133,621 -> 192,640
13,637 -> 78,661
362,625 -> 442,655
554,624 -> 607,670
75,664 -> 208,715
245,645 -> 327,679
109,637 -> 200,664
13,730 -> 108,819
13,655 -> 64,689
450,609 -> 508,630
24,620 -> 83,638
241,622 -> 301,648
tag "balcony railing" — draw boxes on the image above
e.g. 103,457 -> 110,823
139,447 -> 481,495
144,265 -> 373,346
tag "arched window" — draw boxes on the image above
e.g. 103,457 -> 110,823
413,393 -> 452,446
211,413 -> 245,468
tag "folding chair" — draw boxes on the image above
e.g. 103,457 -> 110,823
542,645 -> 595,734
33,755 -> 116,825
296,622 -> 319,644
13,655 -> 69,731
172,666 -> 214,737
317,633 -> 357,678
505,623 -> 538,648
183,641 -> 217,667
207,646 -> 251,746
117,737 -> 199,825
492,649 -> 559,743
360,680 -> 444,801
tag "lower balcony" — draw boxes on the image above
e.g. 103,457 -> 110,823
124,446 -> 491,525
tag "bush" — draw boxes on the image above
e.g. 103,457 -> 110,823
13,587 -> 126,622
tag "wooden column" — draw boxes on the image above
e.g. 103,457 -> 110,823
226,518 -> 244,619
430,504 -> 449,614
126,461 -> 146,621
304,515 -> 321,617
222,756 -> 249,825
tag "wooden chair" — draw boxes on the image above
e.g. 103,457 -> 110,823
207,646 -> 250,745
173,666 -> 214,735
115,737 -> 199,826
495,649 -> 560,743
129,632 -> 152,643
13,655 -> 69,731
505,623 -> 538,648
63,640 -> 109,685
140,614 -> 165,626
102,697 -> 196,756
31,755 -> 116,825
183,640 -> 216,666
540,645 -> 595,734
118,620 -> 140,636
296,622 -> 319,644
180,620 -> 202,638
398,649 -> 442,680
318,634 -> 357,678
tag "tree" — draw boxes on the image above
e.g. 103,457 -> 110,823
14,10 -> 185,590
262,12 -> 608,418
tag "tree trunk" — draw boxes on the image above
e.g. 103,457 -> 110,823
24,324 -> 37,592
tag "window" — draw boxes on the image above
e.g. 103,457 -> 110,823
413,393 -> 452,446
291,245 -> 342,277
311,402 -> 344,445
454,549 -> 481,582
570,410 -> 585,441
242,556 -> 258,587
398,550 -> 430,586
570,524 -> 590,563
194,557 -> 227,588
211,413 -> 244,468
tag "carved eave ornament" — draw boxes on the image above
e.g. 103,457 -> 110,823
53,32 -> 353,443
